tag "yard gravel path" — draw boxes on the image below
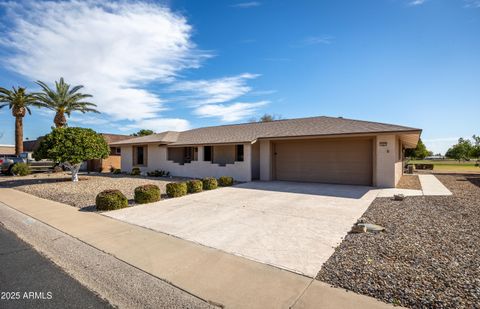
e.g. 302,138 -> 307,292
0,173 -> 184,209
317,174 -> 480,308
396,175 -> 422,190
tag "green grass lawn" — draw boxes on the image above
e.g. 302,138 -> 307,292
408,160 -> 480,172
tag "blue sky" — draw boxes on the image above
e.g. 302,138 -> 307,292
0,0 -> 479,154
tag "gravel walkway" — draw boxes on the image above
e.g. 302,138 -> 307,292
317,174 -> 480,308
396,175 -> 422,190
0,173 -> 185,209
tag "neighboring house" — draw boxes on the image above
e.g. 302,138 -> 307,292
24,134 -> 130,173
112,116 -> 421,188
0,144 -> 15,156
23,139 -> 44,154
85,134 -> 131,172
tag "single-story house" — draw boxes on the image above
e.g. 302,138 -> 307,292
111,116 -> 421,187
0,144 -> 15,156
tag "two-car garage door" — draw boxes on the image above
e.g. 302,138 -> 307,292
273,138 -> 373,186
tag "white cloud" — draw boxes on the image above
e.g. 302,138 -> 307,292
195,101 -> 268,122
291,36 -> 333,48
230,2 -> 261,8
0,0 -> 208,123
168,73 -> 259,105
68,115 -> 112,126
121,118 -> 191,133
409,0 -> 426,6
464,0 -> 480,8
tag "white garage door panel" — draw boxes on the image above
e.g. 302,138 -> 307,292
274,138 -> 373,185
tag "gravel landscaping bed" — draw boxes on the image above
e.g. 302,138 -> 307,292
317,174 -> 480,308
0,172 -> 186,209
396,175 -> 422,190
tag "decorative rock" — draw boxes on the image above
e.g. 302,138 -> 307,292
357,223 -> 385,233
351,225 -> 367,233
393,194 -> 405,201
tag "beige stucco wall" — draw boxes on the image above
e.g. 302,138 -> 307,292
167,147 -> 184,164
374,134 -> 401,188
259,140 -> 272,181
121,145 -> 133,171
120,144 -> 252,181
212,145 -> 236,165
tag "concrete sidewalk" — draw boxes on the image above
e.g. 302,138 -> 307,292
377,174 -> 452,197
419,174 -> 452,195
0,188 -> 393,309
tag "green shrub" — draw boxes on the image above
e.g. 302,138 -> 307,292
166,182 -> 188,198
134,184 -> 161,204
414,163 -> 434,170
218,176 -> 234,187
95,189 -> 128,211
187,179 -> 203,193
202,177 -> 218,190
131,167 -> 141,175
11,163 -> 30,176
147,169 -> 168,177
113,168 -> 122,174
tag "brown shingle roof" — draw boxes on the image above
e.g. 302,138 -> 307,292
111,116 -> 421,146
108,131 -> 179,145
100,133 -> 131,144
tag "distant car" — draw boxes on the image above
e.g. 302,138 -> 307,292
424,155 -> 445,160
0,152 -> 56,175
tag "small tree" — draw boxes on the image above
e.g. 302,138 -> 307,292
34,127 -> 109,181
405,138 -> 430,159
445,138 -> 473,161
472,135 -> 480,159
131,129 -> 154,137
259,113 -> 281,122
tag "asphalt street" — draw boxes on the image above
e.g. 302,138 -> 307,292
0,224 -> 111,309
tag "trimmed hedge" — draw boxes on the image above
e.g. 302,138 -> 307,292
414,163 -> 434,170
218,176 -> 234,187
147,169 -> 170,177
166,182 -> 188,198
134,184 -> 161,204
96,189 -> 128,211
11,163 -> 30,176
131,167 -> 141,175
202,177 -> 218,190
187,179 -> 203,193
113,168 -> 122,174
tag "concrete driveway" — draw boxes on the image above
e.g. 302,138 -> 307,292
105,181 -> 378,277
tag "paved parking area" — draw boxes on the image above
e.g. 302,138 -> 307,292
105,181 -> 379,277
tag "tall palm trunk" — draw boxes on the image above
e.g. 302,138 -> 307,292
15,116 -> 23,156
54,111 -> 67,128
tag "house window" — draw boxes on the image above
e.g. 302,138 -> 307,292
204,146 -> 212,161
236,145 -> 244,162
116,147 -> 121,154
133,146 -> 147,166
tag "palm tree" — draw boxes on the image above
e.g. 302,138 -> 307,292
35,78 -> 99,128
0,87 -> 44,155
